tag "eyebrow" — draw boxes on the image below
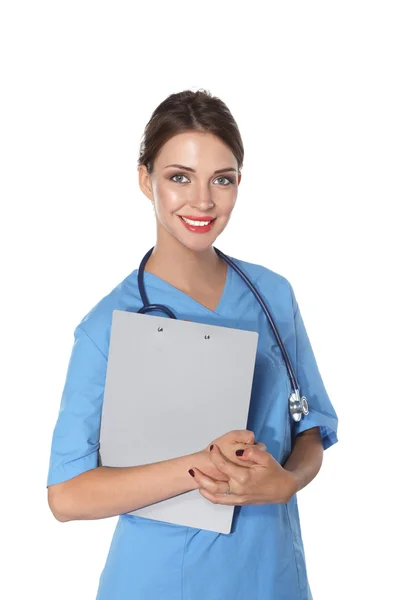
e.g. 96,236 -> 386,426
164,164 -> 237,174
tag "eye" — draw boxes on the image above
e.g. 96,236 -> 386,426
214,175 -> 234,185
170,173 -> 190,183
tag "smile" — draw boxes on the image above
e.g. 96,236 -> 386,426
178,215 -> 217,234
181,217 -> 214,226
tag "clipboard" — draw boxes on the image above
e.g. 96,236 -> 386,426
99,309 -> 259,534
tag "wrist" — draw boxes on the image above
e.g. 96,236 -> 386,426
185,450 -> 208,490
187,449 -> 230,483
190,449 -> 209,471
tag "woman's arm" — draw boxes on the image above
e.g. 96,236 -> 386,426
48,450 -> 210,522
283,426 -> 324,494
48,430 -> 262,522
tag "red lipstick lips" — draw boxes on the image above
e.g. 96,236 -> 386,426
178,215 -> 216,234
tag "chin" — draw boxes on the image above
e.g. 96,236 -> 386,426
159,217 -> 223,251
176,236 -> 217,252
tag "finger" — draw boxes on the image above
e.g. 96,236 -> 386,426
240,446 -> 270,464
189,467 -> 233,495
209,444 -> 248,481
198,486 -> 245,506
225,430 -> 255,445
235,430 -> 256,444
254,442 -> 267,451
234,443 -> 267,461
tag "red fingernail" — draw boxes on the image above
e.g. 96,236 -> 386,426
188,469 -> 195,477
236,449 -> 244,456
210,445 -> 214,451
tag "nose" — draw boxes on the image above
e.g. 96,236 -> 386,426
189,181 -> 215,211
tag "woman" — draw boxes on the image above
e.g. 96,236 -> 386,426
47,89 -> 338,599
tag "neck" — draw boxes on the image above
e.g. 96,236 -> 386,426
144,227 -> 225,290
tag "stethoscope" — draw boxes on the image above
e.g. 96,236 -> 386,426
137,246 -> 309,423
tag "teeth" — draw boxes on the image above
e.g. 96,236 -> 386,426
181,217 -> 212,226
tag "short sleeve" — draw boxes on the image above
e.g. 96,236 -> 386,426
46,325 -> 107,487
288,283 -> 339,450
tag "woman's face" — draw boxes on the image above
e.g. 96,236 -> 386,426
138,131 -> 241,252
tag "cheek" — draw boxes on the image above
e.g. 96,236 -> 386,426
219,194 -> 237,217
154,184 -> 185,213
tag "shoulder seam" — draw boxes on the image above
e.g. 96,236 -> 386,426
76,325 -> 108,361
283,277 -> 299,319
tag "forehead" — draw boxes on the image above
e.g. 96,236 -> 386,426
155,131 -> 236,170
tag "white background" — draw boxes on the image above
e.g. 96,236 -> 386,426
1,1 -> 399,598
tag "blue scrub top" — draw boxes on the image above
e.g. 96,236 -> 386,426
47,254 -> 338,600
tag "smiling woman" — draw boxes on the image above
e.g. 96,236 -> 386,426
138,135 -> 241,269
46,88 -> 338,600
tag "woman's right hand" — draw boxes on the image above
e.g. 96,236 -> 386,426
196,430 -> 267,482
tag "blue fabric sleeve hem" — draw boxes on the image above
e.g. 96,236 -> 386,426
293,408 -> 338,451
47,449 -> 99,487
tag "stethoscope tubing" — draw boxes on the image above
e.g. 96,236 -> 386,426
137,246 -> 299,393
213,247 -> 299,393
137,247 -> 178,319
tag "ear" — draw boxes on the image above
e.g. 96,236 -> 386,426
138,164 -> 154,202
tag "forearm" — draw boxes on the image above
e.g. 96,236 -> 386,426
49,451 -> 208,522
283,427 -> 324,494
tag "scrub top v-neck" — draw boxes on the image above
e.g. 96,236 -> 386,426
142,261 -> 233,317
46,254 -> 338,600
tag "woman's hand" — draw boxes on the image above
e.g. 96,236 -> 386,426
205,429 -> 267,465
189,443 -> 298,505
197,430 -> 266,482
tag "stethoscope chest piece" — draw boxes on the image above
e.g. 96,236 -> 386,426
289,389 -> 309,422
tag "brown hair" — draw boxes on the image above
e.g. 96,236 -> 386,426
137,88 -> 244,174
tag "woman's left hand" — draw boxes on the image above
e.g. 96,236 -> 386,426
190,443 -> 298,505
